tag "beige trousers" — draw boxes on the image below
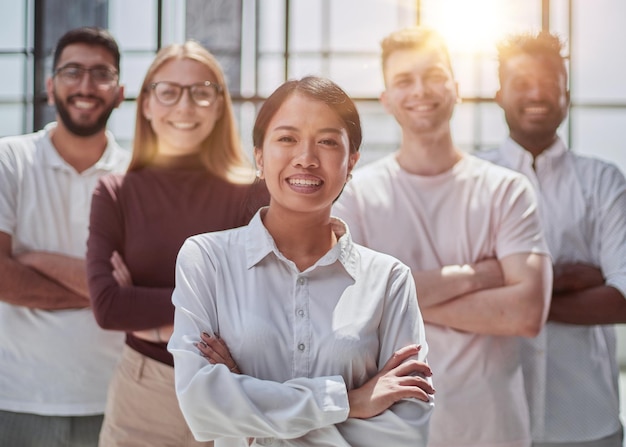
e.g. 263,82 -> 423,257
99,345 -> 213,447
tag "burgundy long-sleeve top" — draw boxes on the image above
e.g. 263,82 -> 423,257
87,157 -> 269,366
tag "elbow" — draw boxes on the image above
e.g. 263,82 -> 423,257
518,317 -> 543,338
516,295 -> 549,338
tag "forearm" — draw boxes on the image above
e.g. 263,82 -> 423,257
17,251 -> 88,298
89,279 -> 175,331
415,260 -> 504,308
0,256 -> 89,310
422,253 -> 552,337
550,285 -> 626,324
422,284 -> 544,336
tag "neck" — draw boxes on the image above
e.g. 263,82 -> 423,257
49,123 -> 108,173
397,128 -> 462,175
510,132 -> 558,159
262,206 -> 337,272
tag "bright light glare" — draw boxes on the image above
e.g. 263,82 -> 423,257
424,0 -> 511,54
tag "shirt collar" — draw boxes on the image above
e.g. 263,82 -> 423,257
245,208 -> 359,280
502,136 -> 568,170
41,122 -> 123,173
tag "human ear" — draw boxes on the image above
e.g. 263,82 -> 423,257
254,147 -> 264,179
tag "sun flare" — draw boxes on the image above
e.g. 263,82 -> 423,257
422,0 -> 513,54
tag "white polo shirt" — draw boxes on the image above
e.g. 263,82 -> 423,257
479,137 -> 626,444
0,123 -> 129,415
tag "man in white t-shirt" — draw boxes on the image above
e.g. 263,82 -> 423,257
478,31 -> 626,447
0,27 -> 129,446
333,26 -> 553,447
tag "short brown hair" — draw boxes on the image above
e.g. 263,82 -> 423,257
381,27 -> 454,80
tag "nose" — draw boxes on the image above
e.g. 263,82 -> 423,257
526,79 -> 548,99
411,77 -> 429,97
77,71 -> 98,93
293,140 -> 319,168
175,87 -> 196,108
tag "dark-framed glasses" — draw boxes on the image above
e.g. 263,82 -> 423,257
149,81 -> 222,107
53,64 -> 119,89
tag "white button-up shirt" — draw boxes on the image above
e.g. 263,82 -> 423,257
168,209 -> 433,447
479,137 -> 626,443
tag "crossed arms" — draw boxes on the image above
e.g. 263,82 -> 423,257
0,231 -> 90,310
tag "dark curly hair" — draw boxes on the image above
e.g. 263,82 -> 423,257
497,31 -> 567,83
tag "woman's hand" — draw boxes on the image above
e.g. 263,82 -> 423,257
348,344 -> 434,419
110,251 -> 132,287
196,332 -> 241,373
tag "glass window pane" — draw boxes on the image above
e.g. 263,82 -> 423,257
356,101 -> 400,166
571,0 -> 626,102
478,102 -> 509,150
108,100 -> 136,151
259,0 -> 286,53
257,56 -> 286,96
0,55 -> 25,98
328,56 -> 383,98
571,108 -> 626,173
289,56 -> 323,80
109,0 -> 157,50
330,0 -> 416,52
120,53 -> 156,98
0,0 -> 26,50
0,104 -> 25,137
291,0 -> 323,52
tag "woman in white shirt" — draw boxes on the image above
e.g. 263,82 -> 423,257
168,76 -> 434,446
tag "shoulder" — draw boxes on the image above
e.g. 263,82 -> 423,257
474,147 -> 502,163
93,172 -> 127,200
352,154 -> 397,182
466,155 -> 529,186
351,240 -> 412,278
180,225 -> 248,264
0,132 -> 43,164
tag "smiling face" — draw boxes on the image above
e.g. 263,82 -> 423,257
142,58 -> 223,157
380,48 -> 458,136
47,43 -> 123,137
496,53 -> 569,154
255,93 -> 359,217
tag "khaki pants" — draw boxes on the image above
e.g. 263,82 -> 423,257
99,345 -> 212,447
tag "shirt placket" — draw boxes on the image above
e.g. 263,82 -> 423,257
293,274 -> 311,378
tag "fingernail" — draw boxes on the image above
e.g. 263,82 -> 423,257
202,331 -> 211,338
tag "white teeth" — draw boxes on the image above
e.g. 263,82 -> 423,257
415,104 -> 434,111
171,122 -> 196,129
289,178 -> 321,186
74,100 -> 95,110
525,106 -> 548,114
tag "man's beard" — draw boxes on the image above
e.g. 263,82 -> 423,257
54,92 -> 116,137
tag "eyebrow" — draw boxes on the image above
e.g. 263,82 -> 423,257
272,125 -> 344,135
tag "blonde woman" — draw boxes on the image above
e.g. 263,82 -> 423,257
86,41 -> 268,446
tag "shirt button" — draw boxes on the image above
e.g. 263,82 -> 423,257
298,277 -> 306,285
298,343 -> 306,351
297,309 -> 305,317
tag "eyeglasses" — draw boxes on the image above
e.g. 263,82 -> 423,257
53,64 -> 119,89
149,81 -> 222,107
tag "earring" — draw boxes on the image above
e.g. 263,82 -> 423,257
347,173 -> 353,182
255,169 -> 262,178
